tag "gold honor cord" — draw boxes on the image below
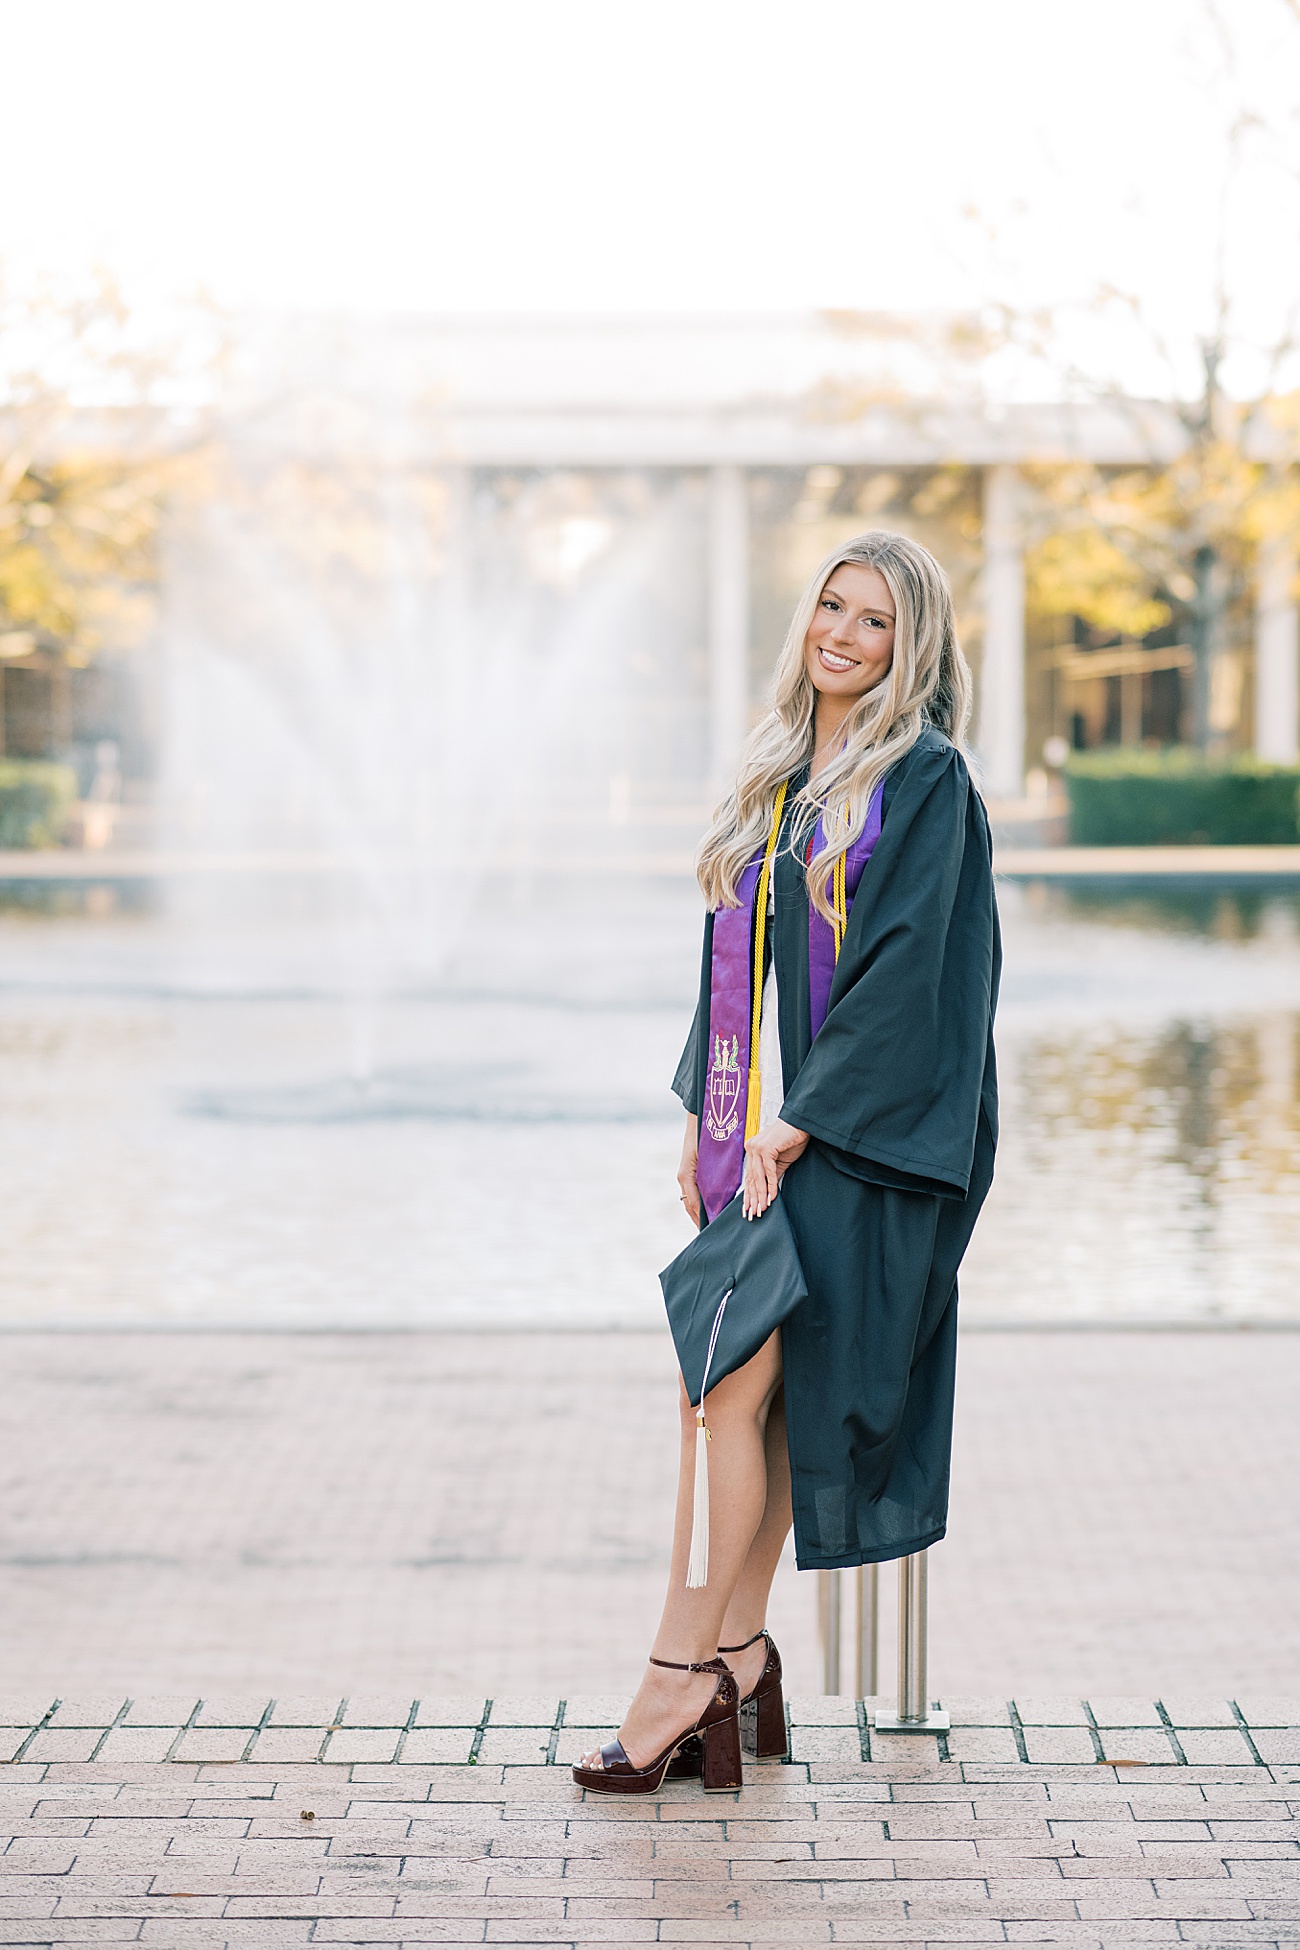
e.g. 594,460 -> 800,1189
744,781 -> 852,1142
832,849 -> 848,961
744,779 -> 788,1143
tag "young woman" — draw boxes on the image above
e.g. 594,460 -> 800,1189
575,530 -> 1000,1795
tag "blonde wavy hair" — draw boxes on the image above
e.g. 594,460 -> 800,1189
696,530 -> 972,922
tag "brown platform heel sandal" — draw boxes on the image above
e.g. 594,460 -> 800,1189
667,1629 -> 787,1777
571,1656 -> 742,1796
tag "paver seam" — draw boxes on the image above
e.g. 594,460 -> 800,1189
1006,1705 -> 1029,1765
467,1707 -> 493,1772
85,1706 -> 132,1768
1078,1703 -> 1109,1767
1231,1707 -> 1269,1770
10,1708 -> 60,1768
162,1702 -> 204,1767
239,1701 -> 274,1767
391,1702 -> 421,1769
1153,1707 -> 1189,1768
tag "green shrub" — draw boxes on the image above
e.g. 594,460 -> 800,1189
0,761 -> 78,848
1064,751 -> 1300,845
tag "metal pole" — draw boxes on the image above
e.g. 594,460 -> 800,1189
898,1549 -> 927,1720
818,1567 -> 842,1695
874,1550 -> 950,1734
855,1562 -> 878,1700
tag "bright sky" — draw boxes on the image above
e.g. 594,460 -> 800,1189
3,0 -> 1298,383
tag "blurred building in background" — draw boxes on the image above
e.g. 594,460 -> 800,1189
3,311 -> 1297,849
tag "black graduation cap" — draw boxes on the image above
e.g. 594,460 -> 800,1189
660,1190 -> 808,1407
659,1191 -> 808,1587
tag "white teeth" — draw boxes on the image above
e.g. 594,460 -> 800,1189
820,649 -> 855,670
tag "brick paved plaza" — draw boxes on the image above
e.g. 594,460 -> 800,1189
0,1325 -> 1298,1943
0,1694 -> 1297,1946
1,1329 -> 1297,1698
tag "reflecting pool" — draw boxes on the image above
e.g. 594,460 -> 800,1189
0,875 -> 1297,1327
970,883 -> 1300,1323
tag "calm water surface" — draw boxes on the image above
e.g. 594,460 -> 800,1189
1,875 -> 1298,1326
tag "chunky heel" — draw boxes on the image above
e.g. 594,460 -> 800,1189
667,1629 -> 787,1777
730,1628 -> 787,1760
700,1708 -> 743,1790
743,1678 -> 787,1760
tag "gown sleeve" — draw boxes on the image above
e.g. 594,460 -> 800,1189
777,736 -> 997,1197
671,908 -> 716,1116
672,1008 -> 702,1114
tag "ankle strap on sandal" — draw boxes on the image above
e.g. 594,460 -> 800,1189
718,1628 -> 769,1653
648,1654 -> 725,1673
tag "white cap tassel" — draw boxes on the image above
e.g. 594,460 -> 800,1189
686,1409 -> 711,1588
684,1288 -> 731,1590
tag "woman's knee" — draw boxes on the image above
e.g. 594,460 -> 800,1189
677,1330 -> 782,1432
709,1334 -> 783,1424
745,1329 -> 784,1403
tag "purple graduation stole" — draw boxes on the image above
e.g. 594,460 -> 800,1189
696,783 -> 787,1223
696,778 -> 885,1221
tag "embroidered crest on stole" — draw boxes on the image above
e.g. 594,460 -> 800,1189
705,1032 -> 742,1141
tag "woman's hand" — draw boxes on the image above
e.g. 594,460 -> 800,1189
677,1114 -> 701,1227
743,1117 -> 810,1220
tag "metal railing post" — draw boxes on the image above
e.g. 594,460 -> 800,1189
873,1549 -> 950,1734
855,1562 -> 878,1699
818,1568 -> 842,1694
898,1549 -> 927,1720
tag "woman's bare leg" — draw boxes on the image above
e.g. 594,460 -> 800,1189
579,1330 -> 783,1770
716,1384 -> 793,1697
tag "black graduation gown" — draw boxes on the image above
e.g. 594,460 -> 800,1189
672,727 -> 1000,1570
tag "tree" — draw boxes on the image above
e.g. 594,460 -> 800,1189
1021,342 -> 1300,750
1033,0 -> 1300,750
944,0 -> 1300,755
0,271 -> 190,757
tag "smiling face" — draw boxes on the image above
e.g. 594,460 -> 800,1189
804,562 -> 897,710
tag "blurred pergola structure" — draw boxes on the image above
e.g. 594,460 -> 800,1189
27,313 -> 1292,800
247,312 -> 1291,800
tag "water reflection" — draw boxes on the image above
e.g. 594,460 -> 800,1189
957,885 -> 1300,1323
1025,1015 -> 1300,1186
1,875 -> 1298,1327
1022,879 -> 1300,943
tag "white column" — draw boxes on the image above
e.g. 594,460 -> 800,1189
978,464 -> 1026,799
433,467 -> 474,827
708,465 -> 750,787
1255,538 -> 1299,765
